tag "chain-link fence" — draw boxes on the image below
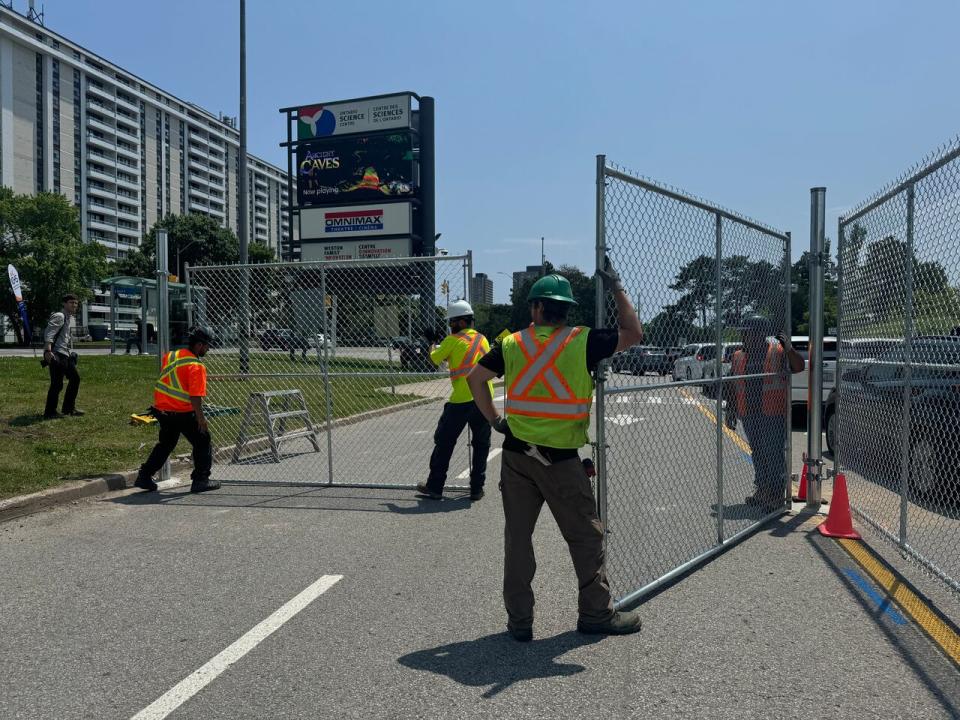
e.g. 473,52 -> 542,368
836,137 -> 960,598
184,255 -> 475,489
596,157 -> 791,607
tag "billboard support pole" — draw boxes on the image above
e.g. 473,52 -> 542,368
286,111 -> 294,262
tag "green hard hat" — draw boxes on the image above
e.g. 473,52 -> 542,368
527,274 -> 578,305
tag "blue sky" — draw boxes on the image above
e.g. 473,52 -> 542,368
44,0 -> 960,302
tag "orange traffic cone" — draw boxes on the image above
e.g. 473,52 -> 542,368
817,473 -> 861,539
793,453 -> 809,502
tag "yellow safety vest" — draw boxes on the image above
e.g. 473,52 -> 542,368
502,324 -> 593,449
430,329 -> 492,403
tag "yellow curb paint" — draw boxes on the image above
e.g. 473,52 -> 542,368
678,388 -> 753,456
838,537 -> 960,665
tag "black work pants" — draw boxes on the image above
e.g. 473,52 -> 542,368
742,414 -> 786,498
45,356 -> 80,416
138,410 -> 213,483
426,401 -> 492,494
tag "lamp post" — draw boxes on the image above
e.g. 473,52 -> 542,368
175,239 -> 199,280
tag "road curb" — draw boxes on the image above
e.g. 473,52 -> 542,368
0,459 -> 192,524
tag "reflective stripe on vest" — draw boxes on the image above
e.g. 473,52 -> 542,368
732,343 -> 787,417
505,325 -> 591,420
448,331 -> 485,380
154,350 -> 202,403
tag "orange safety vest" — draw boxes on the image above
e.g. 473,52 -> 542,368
505,325 -> 592,421
448,331 -> 486,381
731,343 -> 787,417
153,349 -> 204,412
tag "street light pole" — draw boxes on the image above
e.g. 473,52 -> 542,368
238,0 -> 250,373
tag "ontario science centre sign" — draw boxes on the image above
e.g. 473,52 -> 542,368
282,92 -> 427,263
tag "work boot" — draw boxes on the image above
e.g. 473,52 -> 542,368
43,412 -> 62,420
507,624 -> 532,642
469,488 -> 485,501
64,409 -> 85,417
415,482 -> 442,500
577,610 -> 643,636
134,477 -> 158,492
190,479 -> 221,493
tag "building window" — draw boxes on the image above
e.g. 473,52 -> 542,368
73,69 -> 81,207
35,54 -> 45,192
179,121 -> 186,215
51,59 -> 60,194
139,100 -> 147,239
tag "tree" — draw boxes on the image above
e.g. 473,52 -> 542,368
669,255 -> 716,330
113,213 -> 276,280
508,261 -> 598,331
0,189 -> 108,343
791,238 -> 837,335
473,303 -> 513,341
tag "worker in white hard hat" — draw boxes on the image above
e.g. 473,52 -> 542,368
416,299 -> 494,501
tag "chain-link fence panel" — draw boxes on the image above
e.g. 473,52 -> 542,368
597,158 -> 790,606
185,255 -> 475,489
837,137 -> 960,600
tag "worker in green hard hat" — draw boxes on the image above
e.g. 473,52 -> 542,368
467,258 -> 645,641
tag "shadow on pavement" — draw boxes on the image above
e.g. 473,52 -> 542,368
806,530 -> 960,716
398,631 -> 601,698
109,483 -> 474,515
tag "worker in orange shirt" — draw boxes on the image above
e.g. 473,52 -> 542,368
134,326 -> 220,493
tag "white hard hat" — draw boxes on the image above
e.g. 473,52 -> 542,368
447,300 -> 474,320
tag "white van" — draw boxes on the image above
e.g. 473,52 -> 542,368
790,335 -> 837,407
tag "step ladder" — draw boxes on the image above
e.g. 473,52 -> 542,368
232,389 -> 322,463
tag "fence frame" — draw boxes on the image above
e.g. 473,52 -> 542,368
836,140 -> 960,597
185,253 -> 475,491
596,156 -> 792,608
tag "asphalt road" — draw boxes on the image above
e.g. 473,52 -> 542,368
2,369 -> 958,718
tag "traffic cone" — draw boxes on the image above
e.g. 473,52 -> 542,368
793,453 -> 809,502
817,473 -> 861,539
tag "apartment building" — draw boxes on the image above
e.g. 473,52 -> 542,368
470,272 -> 494,305
0,4 -> 297,329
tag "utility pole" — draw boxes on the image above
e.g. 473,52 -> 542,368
541,236 -> 545,275
238,0 -> 250,373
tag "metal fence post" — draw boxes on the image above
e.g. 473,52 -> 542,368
834,219 -> 844,477
156,228 -> 171,482
898,184 -> 916,547
320,265 -> 335,485
184,262 -> 194,328
783,231 -> 792,506
594,154 -> 609,532
714,213 -> 725,542
806,188 -> 826,508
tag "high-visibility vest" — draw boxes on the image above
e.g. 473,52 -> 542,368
153,349 -> 204,412
448,330 -> 486,381
502,324 -> 593,449
731,343 -> 787,417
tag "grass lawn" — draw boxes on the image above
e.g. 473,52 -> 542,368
0,353 -> 440,499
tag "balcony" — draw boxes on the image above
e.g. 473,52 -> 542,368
115,94 -> 139,113
116,123 -> 138,140
189,185 -> 210,201
86,133 -> 114,152
87,150 -> 117,169
87,167 -> 117,185
87,184 -> 114,201
188,154 -> 209,172
117,205 -> 139,220
115,143 -> 139,161
190,172 -> 213,189
189,200 -> 209,213
86,83 -> 114,103
115,174 -> 139,192
207,152 -> 225,169
188,142 -> 210,160
88,216 -> 118,233
87,200 -> 117,216
116,224 -> 140,240
254,176 -> 268,189
86,116 -> 117,137
116,157 -> 140,176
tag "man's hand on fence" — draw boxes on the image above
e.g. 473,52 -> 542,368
491,416 -> 510,435
775,332 -> 793,351
596,254 -> 624,294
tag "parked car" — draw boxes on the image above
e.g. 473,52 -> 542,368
611,345 -> 650,375
643,347 -> 684,376
259,328 -> 326,356
823,336 -> 960,498
701,343 -> 744,397
672,343 -> 716,381
790,336 -> 837,408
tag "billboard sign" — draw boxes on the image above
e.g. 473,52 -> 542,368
300,238 -> 413,262
297,132 -> 416,207
297,94 -> 412,139
299,203 -> 412,240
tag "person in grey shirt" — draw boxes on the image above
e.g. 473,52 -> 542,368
43,293 -> 83,419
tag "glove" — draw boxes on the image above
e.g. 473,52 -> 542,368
492,416 -> 510,434
596,254 -> 624,293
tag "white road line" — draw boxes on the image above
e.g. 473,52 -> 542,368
456,448 -> 503,479
130,574 -> 343,720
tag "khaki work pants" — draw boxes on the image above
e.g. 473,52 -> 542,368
500,449 -> 614,630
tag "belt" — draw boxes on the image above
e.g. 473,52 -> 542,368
152,408 -> 195,417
